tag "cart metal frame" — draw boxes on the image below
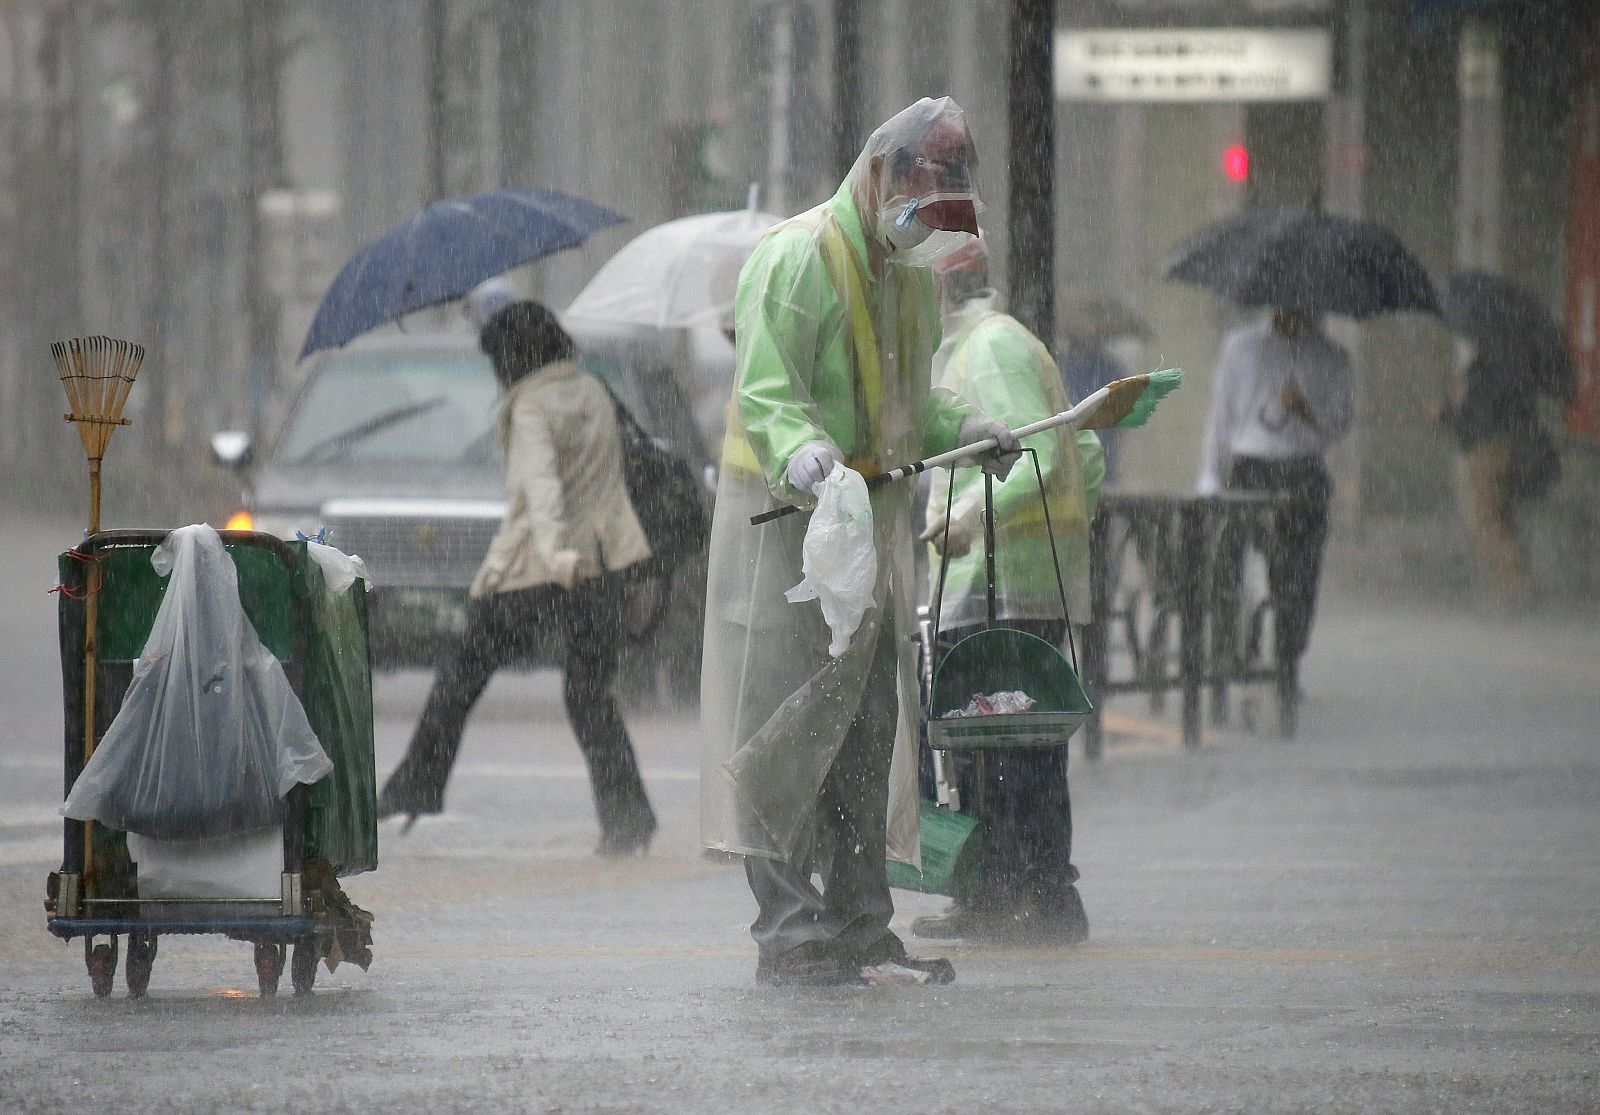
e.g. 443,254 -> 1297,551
46,528 -> 364,998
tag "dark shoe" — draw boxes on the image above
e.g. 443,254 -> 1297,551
376,789 -> 438,834
1035,885 -> 1090,946
756,942 -> 866,988
376,775 -> 442,822
595,815 -> 657,857
915,890 -> 1089,947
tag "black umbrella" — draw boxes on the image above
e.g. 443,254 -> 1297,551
1164,207 -> 1438,318
1441,271 -> 1574,400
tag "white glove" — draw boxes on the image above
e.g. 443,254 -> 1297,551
919,511 -> 973,558
786,441 -> 843,493
958,414 -> 1022,480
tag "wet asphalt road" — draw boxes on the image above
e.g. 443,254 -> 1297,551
2,514 -> 1598,1113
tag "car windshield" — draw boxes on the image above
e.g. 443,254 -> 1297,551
275,348 -> 499,465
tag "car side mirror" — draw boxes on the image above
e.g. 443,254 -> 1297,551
210,430 -> 253,469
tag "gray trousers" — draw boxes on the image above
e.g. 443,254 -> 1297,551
744,625 -> 902,963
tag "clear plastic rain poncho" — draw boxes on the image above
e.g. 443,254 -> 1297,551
700,97 -> 985,865
927,237 -> 1105,630
61,525 -> 333,840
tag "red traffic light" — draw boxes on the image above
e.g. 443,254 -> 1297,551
1222,143 -> 1250,183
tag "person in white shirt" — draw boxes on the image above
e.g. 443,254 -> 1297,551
1197,308 -> 1352,718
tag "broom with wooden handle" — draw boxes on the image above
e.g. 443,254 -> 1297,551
748,368 -> 1182,526
53,335 -> 145,891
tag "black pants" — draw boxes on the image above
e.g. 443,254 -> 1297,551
1211,456 -> 1332,672
928,619 -> 1079,914
380,578 -> 655,842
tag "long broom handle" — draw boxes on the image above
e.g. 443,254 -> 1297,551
747,384 -> 1113,526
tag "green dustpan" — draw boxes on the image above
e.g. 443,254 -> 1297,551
886,799 -> 987,897
928,627 -> 1093,750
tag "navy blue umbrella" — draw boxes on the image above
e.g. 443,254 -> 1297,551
1164,207 -> 1438,318
300,187 -> 627,360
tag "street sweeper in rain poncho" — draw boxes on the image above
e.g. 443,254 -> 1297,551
921,233 -> 1105,626
699,97 -> 1019,987
914,234 -> 1104,945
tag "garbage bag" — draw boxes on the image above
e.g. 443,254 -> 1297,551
784,465 -> 877,657
306,540 -> 370,596
61,525 -> 333,839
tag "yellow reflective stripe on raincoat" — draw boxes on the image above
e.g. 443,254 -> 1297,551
720,191 -> 893,482
817,223 -> 883,459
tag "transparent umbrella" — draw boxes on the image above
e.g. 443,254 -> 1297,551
564,206 -> 780,331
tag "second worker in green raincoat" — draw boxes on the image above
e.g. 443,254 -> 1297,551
699,97 -> 1018,987
916,235 -> 1105,944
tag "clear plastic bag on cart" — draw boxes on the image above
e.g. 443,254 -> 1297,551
784,464 -> 877,657
61,525 -> 333,839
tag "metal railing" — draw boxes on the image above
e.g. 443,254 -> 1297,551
1081,492 -> 1295,757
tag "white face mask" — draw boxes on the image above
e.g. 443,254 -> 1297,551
878,203 -> 973,267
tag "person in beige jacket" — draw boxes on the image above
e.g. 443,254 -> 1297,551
378,301 -> 657,854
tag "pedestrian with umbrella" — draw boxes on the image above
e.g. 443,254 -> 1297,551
1168,206 -> 1437,728
295,186 -> 661,848
1433,271 -> 1573,605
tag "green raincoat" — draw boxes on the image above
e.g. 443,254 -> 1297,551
700,180 -> 977,864
927,297 -> 1105,629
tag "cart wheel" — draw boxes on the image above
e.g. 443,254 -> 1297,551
85,937 -> 118,1000
253,942 -> 285,998
125,932 -> 157,999
290,937 -> 318,996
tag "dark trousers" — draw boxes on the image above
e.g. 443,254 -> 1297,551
929,619 -> 1079,914
1211,456 -> 1332,673
380,578 -> 655,842
743,624 -> 902,964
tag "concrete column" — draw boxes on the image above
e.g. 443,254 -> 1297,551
1006,0 -> 1054,342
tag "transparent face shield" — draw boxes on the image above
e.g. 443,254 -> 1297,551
878,148 -> 983,267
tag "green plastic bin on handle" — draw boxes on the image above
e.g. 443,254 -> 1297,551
928,627 -> 1093,750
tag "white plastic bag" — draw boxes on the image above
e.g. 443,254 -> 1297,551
784,465 -> 877,657
61,525 -> 333,840
126,823 -> 285,900
307,540 -> 370,597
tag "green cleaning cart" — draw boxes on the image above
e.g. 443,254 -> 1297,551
45,529 -> 378,998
